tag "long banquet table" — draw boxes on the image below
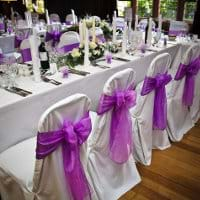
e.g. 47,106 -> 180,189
0,43 -> 190,153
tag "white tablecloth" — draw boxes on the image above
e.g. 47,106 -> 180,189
0,43 -> 189,152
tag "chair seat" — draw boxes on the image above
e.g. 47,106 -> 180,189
0,137 -> 36,191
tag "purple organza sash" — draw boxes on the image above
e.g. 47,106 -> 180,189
21,48 -> 32,62
168,30 -> 187,36
97,87 -> 137,164
36,112 -> 92,200
0,23 -> 5,31
46,31 -> 62,47
141,73 -> 172,130
58,43 -> 80,53
0,53 -> 4,64
66,21 -> 72,25
175,57 -> 200,106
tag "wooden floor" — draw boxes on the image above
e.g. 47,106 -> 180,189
119,120 -> 200,200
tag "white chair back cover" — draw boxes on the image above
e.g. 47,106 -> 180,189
16,19 -> 28,28
58,31 -> 80,49
138,18 -> 156,31
49,13 -> 60,22
132,53 -> 171,165
66,14 -> 78,24
169,20 -> 189,36
116,17 -> 125,30
181,44 -> 200,123
166,45 -> 200,142
20,38 -> 31,50
88,68 -> 141,200
33,94 -> 93,200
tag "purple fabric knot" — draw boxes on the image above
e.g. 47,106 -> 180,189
141,73 -> 172,130
97,87 -> 137,164
36,112 -> 92,200
175,56 -> 200,106
46,31 -> 62,47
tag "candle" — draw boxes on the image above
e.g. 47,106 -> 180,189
92,17 -> 96,43
71,9 -> 76,25
158,14 -> 162,32
29,28 -> 41,82
82,19 -> 86,43
114,10 -> 117,19
79,21 -> 83,45
147,18 -> 152,46
112,17 -> 117,44
134,15 -> 138,30
84,28 -> 90,66
122,22 -> 127,55
46,9 -> 50,25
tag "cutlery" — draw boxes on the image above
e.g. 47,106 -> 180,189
4,87 -> 30,97
12,86 -> 32,95
91,62 -> 110,69
68,69 -> 90,76
112,57 -> 130,62
41,76 -> 62,85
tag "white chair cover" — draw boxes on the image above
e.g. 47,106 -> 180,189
49,13 -> 60,22
167,44 -> 200,141
188,44 -> 200,122
16,19 -> 28,28
169,20 -> 189,36
66,14 -> 78,24
57,31 -> 80,49
138,18 -> 156,31
131,53 -> 171,165
0,94 -> 97,200
116,17 -> 125,30
87,68 -> 141,200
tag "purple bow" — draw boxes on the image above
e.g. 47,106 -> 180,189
15,34 -> 29,48
21,48 -> 32,62
0,23 -> 5,31
57,43 -> 80,54
46,31 -> 62,47
175,57 -> 200,106
141,73 -> 172,130
36,112 -> 92,200
97,87 -> 137,164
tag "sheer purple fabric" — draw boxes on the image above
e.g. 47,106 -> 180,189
36,112 -> 92,200
15,35 -> 29,48
58,43 -> 80,53
21,48 -> 32,62
46,31 -> 62,47
175,57 -> 200,106
97,87 -> 137,164
141,73 -> 172,130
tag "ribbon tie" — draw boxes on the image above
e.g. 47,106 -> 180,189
36,112 -> 91,200
97,87 -> 137,164
175,57 -> 200,106
46,31 -> 62,47
141,73 -> 172,130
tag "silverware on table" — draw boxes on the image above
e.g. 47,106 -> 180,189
4,87 -> 31,97
112,57 -> 130,62
68,69 -> 90,76
41,76 -> 62,85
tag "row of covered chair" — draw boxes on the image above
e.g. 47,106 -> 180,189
0,44 -> 200,199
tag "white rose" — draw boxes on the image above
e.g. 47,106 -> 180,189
71,48 -> 81,58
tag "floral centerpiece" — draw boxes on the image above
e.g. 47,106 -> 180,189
56,41 -> 105,68
96,20 -> 112,40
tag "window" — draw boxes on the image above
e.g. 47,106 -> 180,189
117,1 -> 132,17
137,0 -> 153,17
160,0 -> 177,19
184,0 -> 197,20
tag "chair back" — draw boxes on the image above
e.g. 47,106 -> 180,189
138,18 -> 156,31
33,94 -> 91,200
66,14 -> 78,25
90,68 -> 136,152
169,20 -> 189,36
58,31 -> 80,49
49,13 -> 60,23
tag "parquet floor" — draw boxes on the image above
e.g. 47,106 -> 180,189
119,120 -> 200,200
